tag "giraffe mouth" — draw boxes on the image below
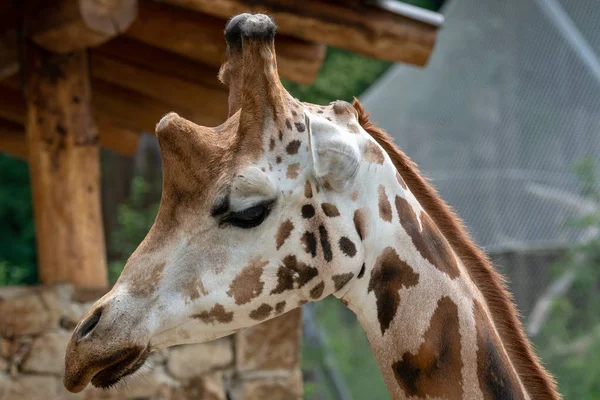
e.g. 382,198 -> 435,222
90,345 -> 149,389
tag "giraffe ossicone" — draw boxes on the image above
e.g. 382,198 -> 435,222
63,13 -> 560,400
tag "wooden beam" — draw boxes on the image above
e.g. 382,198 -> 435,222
95,37 -> 226,91
126,0 -> 325,84
1,73 -> 224,144
0,30 -> 18,81
0,123 -> 139,160
28,0 -> 138,53
97,119 -> 140,156
159,0 -> 438,66
25,45 -> 107,288
92,79 -> 226,133
0,82 -> 139,156
0,84 -> 26,124
0,119 -> 28,160
90,44 -> 229,123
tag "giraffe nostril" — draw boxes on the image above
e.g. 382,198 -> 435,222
76,306 -> 102,341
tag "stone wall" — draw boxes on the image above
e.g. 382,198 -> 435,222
0,285 -> 303,400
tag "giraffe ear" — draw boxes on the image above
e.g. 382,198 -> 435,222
306,111 -> 361,191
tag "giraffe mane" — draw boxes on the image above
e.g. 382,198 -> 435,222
352,98 -> 561,400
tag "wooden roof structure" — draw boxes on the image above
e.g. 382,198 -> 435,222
0,0 -> 442,288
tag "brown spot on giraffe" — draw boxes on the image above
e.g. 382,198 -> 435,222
350,190 -> 359,201
275,220 -> 294,250
301,204 -> 315,219
378,185 -> 393,223
367,247 -> 419,334
318,225 -> 333,262
353,208 -> 368,241
321,203 -> 340,217
181,276 -> 208,304
333,273 -> 354,291
339,237 -> 357,257
301,231 -> 317,257
364,141 -> 385,164
395,195 -> 460,279
294,122 -> 305,132
474,300 -> 525,400
304,180 -> 313,198
227,257 -> 268,305
310,281 -> 325,299
286,140 -> 301,155
249,303 -> 273,321
276,156 -> 282,164
275,301 -> 286,315
391,296 -> 463,399
191,304 -> 233,324
271,255 -> 318,294
269,138 -> 275,151
286,163 -> 300,179
128,262 -> 165,297
285,119 -> 292,130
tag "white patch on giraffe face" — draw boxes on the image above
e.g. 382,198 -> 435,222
229,166 -> 278,211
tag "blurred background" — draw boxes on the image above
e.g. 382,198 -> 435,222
1,0 -> 599,399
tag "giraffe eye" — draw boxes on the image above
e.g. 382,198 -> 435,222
225,203 -> 272,229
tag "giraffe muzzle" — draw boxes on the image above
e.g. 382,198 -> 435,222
63,295 -> 151,393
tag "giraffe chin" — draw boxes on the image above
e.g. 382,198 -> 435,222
90,345 -> 149,390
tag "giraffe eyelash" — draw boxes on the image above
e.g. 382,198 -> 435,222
220,200 -> 275,229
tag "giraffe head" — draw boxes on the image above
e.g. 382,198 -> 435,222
64,14 -> 374,392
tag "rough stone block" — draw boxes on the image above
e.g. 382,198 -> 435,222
236,308 -> 302,372
232,370 -> 303,400
0,285 -> 70,337
167,338 -> 233,380
21,330 -> 71,375
170,373 -> 226,400
0,338 -> 11,358
0,374 -> 61,400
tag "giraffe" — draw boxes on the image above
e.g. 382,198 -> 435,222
63,13 -> 560,399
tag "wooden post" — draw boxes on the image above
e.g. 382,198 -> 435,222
25,44 -> 107,288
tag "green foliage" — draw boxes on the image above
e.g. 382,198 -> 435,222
400,0 -> 444,10
108,176 -> 160,283
534,159 -> 600,400
0,154 -> 37,285
0,261 -> 36,286
303,298 -> 387,400
283,48 -> 391,105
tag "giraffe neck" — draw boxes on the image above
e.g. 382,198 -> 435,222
338,153 -> 529,400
